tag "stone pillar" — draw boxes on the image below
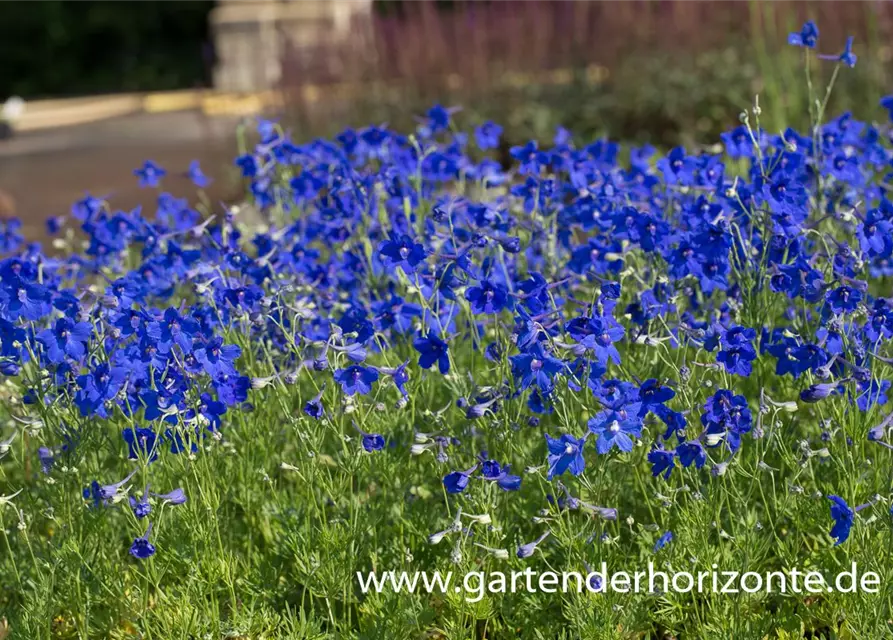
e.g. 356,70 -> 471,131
210,0 -> 373,93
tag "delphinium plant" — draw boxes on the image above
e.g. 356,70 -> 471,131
2,22 -> 893,640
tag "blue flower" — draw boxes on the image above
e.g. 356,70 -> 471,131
481,459 -> 521,491
648,444 -> 676,480
465,279 -> 512,315
716,326 -> 757,377
474,121 -> 503,150
638,379 -> 675,407
800,382 -> 840,403
720,125 -> 755,158
854,379 -> 890,412
544,433 -> 586,480
825,285 -> 862,315
83,470 -> 136,508
510,141 -> 546,176
413,334 -> 450,375
133,160 -> 166,188
75,364 -> 128,418
517,531 -> 550,558
37,318 -> 93,365
658,147 -> 696,186
443,464 -> 478,494
819,36 -> 857,68
567,314 -> 624,366
333,365 -> 379,396
653,531 -> 673,553
147,308 -> 201,354
828,495 -> 854,545
700,389 -> 752,453
788,21 -> 819,48
129,523 -> 156,559
378,235 -> 427,273
71,192 -> 105,221
588,406 -> 643,454
509,343 -> 565,393
186,160 -> 211,188
130,486 -> 152,519
2,279 -> 52,322
422,104 -> 457,134
194,337 -> 241,378
676,440 -> 707,469
362,433 -> 385,452
304,387 -> 325,419
123,427 -> 160,463
153,488 -> 187,505
881,95 -> 893,122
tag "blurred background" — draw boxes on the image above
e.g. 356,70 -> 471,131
1,0 -> 891,238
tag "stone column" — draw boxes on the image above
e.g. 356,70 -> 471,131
209,0 -> 373,93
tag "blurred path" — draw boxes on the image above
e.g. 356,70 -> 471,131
0,110 -> 242,241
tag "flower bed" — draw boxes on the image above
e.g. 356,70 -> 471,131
2,23 -> 893,639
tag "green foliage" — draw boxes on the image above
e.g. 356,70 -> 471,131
0,1 -> 214,99
293,38 -> 889,151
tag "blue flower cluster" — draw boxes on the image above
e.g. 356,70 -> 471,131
1,23 -> 890,562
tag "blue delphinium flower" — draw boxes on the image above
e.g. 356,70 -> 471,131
378,234 -> 427,274
716,326 -> 757,376
819,36 -> 857,68
2,278 -> 52,322
147,308 -> 200,354
186,160 -> 211,188
828,495 -> 854,545
361,433 -> 385,452
648,443 -> 676,479
881,95 -> 893,122
510,141 -> 546,176
130,486 -> 152,519
37,317 -> 93,365
129,523 -> 157,559
123,427 -> 160,463
133,161 -> 166,188
544,433 -> 586,480
75,364 -> 129,418
83,470 -> 136,508
304,387 -> 325,419
517,531 -> 550,558
854,379 -> 890,412
333,365 -> 379,396
588,406 -> 643,454
825,285 -> 863,315
354,422 -> 385,452
413,334 -> 451,375
676,440 -> 707,469
194,337 -> 241,378
443,464 -> 478,494
71,192 -> 105,221
788,21 -> 819,48
638,379 -> 675,408
152,488 -> 187,505
509,342 -> 565,393
720,125 -> 755,158
480,459 -> 521,491
653,531 -> 673,552
658,147 -> 696,186
379,361 -> 410,399
422,104 -> 458,135
800,381 -> 841,403
700,389 -> 753,453
474,121 -> 503,150
465,278 -> 512,314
